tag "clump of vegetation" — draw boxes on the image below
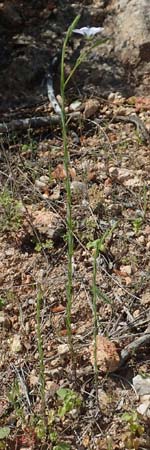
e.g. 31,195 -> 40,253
132,184 -> 147,234
0,188 -> 22,231
35,239 -> 53,252
122,410 -> 145,449
7,375 -> 81,449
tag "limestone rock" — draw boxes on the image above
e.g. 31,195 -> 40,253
10,334 -> 22,353
84,99 -> 100,119
89,335 -> 120,372
32,208 -> 65,241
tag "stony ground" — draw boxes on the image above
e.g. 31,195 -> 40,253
0,1 -> 150,450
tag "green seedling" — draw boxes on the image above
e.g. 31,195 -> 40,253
0,427 -> 10,449
8,380 -> 25,422
85,217 -> 97,242
53,444 -> 71,450
132,184 -> 147,234
0,427 -> 10,440
35,239 -> 53,252
21,140 -> 37,155
132,217 -> 143,234
34,418 -> 47,440
35,389 -> 81,445
49,431 -> 58,443
122,410 -> 144,434
106,437 -> 113,450
122,410 -> 144,449
57,388 -> 81,418
0,188 -> 22,231
0,297 -> 5,309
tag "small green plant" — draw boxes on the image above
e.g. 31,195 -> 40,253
106,437 -> 113,450
8,379 -> 20,403
35,239 -> 53,252
35,388 -> 81,447
0,188 -> 22,231
57,388 -> 81,418
122,410 -> 144,449
0,297 -> 5,309
21,140 -> 37,155
122,410 -> 144,435
132,217 -> 143,234
132,184 -> 147,234
34,418 -> 47,440
0,427 -> 10,449
0,427 -> 10,440
8,380 -> 25,422
53,444 -> 71,450
85,217 -> 97,242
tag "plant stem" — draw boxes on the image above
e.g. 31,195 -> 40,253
60,15 -> 80,379
93,244 -> 99,402
36,286 -> 46,416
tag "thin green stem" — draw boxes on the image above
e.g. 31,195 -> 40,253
36,286 -> 46,416
143,183 -> 147,219
93,245 -> 99,401
60,15 -> 80,379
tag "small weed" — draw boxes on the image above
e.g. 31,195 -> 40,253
135,131 -> 143,145
122,410 -> 145,449
0,297 -> 5,309
57,388 -> 81,418
118,141 -> 129,150
132,184 -> 148,234
35,239 -> 53,252
31,388 -> 81,446
49,430 -> 58,443
0,427 -> 10,440
8,380 -> 25,422
0,188 -> 22,231
6,290 -> 16,303
85,217 -> 97,242
106,437 -> 113,450
122,410 -> 144,434
132,217 -> 143,234
21,140 -> 37,155
34,418 -> 47,440
8,380 -> 20,404
53,444 -> 71,450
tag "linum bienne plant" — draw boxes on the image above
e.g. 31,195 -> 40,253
59,16 -> 106,375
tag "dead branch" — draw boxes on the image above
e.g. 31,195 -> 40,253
120,324 -> 150,367
0,115 -> 60,133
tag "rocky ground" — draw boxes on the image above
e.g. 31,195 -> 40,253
0,1 -> 150,449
